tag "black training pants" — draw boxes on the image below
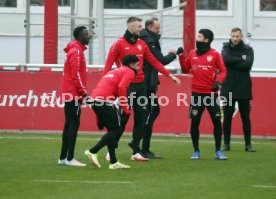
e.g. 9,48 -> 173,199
142,91 -> 160,153
223,99 -> 252,146
59,100 -> 81,161
90,100 -> 121,164
189,93 -> 222,152
127,82 -> 148,154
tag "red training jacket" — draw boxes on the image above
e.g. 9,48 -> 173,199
179,48 -> 226,94
91,66 -> 135,115
62,40 -> 88,101
103,36 -> 171,83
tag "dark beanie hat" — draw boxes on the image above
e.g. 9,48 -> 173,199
199,29 -> 214,43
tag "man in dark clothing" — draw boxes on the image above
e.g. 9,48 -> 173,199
221,27 -> 255,152
139,17 -> 177,159
58,26 -> 91,167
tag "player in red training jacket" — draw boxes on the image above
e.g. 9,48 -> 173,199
103,16 -> 180,161
178,29 -> 228,160
58,26 -> 91,167
84,55 -> 139,170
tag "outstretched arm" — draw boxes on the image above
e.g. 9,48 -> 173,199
102,42 -> 120,75
146,41 -> 176,65
144,44 -> 180,84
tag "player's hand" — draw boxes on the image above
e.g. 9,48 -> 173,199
169,74 -> 181,85
212,81 -> 221,91
169,49 -> 177,54
176,47 -> 184,55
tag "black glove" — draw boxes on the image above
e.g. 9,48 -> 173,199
212,81 -> 221,92
176,47 -> 184,55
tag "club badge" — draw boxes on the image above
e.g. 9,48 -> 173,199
242,55 -> 247,60
137,44 -> 142,51
207,56 -> 213,62
192,65 -> 198,70
192,110 -> 198,116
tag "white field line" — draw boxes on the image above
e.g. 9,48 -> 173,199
34,179 -> 133,184
252,185 -> 276,188
0,135 -> 272,145
34,180 -> 276,187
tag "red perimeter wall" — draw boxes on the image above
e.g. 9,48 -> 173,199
0,71 -> 275,136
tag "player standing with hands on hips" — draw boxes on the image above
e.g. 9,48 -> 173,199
178,29 -> 228,160
221,27 -> 255,152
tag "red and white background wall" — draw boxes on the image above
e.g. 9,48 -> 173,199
1,71 -> 275,137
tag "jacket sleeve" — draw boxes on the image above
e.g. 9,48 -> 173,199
215,53 -> 227,83
68,50 -> 87,96
146,41 -> 176,65
102,41 -> 120,75
221,47 -> 254,71
232,48 -> 254,71
179,53 -> 191,74
221,48 -> 241,65
143,44 -> 171,77
117,71 -> 135,115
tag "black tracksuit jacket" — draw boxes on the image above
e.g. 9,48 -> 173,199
139,29 -> 176,93
221,40 -> 254,99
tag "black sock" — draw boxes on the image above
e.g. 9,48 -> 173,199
213,122 -> 222,152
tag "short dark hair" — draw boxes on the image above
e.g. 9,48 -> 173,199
127,17 -> 142,24
199,29 -> 214,43
145,17 -> 159,28
73,26 -> 87,40
122,54 -> 139,67
231,27 -> 242,34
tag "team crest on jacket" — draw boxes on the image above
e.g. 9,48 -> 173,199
192,110 -> 198,116
242,55 -> 247,60
207,56 -> 213,62
137,44 -> 142,51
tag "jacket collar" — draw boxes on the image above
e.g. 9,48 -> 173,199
64,40 -> 87,53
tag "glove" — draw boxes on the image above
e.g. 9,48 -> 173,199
176,47 -> 184,55
212,81 -> 221,92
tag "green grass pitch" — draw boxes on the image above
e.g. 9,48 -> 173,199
0,132 -> 275,199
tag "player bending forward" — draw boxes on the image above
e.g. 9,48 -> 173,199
84,55 -> 139,169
